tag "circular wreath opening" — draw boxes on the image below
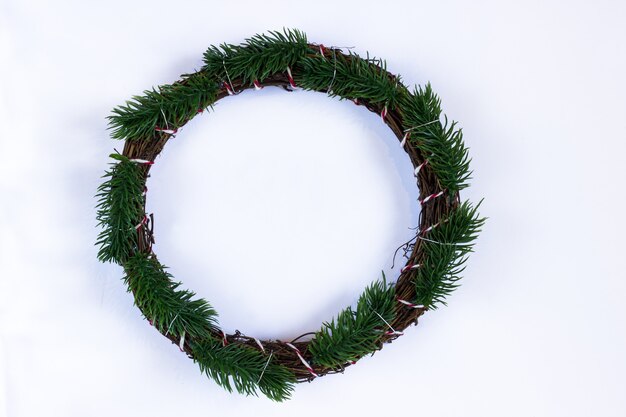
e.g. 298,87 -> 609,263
96,29 -> 484,402
146,88 -> 422,338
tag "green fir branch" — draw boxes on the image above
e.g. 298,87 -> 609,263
191,337 -> 296,402
123,251 -> 297,400
123,252 -> 219,339
309,275 -> 396,368
297,51 -> 401,108
95,155 -> 144,263
400,84 -> 472,194
414,200 -> 485,308
107,71 -> 219,141
202,28 -> 309,85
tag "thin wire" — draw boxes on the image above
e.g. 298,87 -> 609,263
160,108 -> 170,130
223,59 -> 236,93
391,220 -> 459,268
165,310 -> 181,336
257,351 -> 273,384
329,45 -> 355,51
391,234 -> 418,268
371,309 -> 399,334
417,235 -> 465,246
328,48 -> 338,93
403,119 -> 439,132
291,332 -> 316,343
367,299 -> 399,334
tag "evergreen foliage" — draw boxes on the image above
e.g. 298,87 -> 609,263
95,155 -> 144,263
123,253 -> 219,339
309,275 -> 396,368
297,51 -> 401,107
414,201 -> 485,308
400,84 -> 472,194
191,338 -> 296,402
108,71 -> 219,141
123,252 -> 295,401
202,29 -> 309,86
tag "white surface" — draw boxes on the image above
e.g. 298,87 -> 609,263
1,1 -> 625,416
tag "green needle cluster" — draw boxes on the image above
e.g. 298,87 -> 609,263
309,276 -> 396,368
202,29 -> 309,85
96,154 -> 144,263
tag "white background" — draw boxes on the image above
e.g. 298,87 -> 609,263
1,0 -> 625,416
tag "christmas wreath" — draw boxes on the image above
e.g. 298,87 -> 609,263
96,29 -> 484,401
